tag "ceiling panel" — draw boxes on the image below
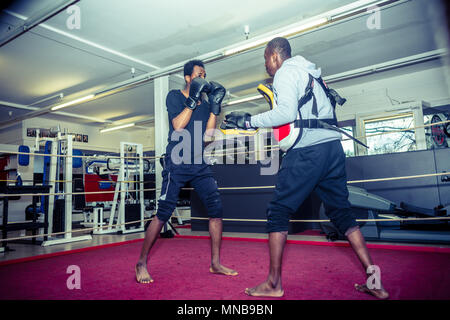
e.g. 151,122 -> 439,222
67,81 -> 154,122
0,31 -> 147,105
34,0 -> 355,67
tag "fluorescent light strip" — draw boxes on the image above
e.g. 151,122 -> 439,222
225,95 -> 262,106
224,17 -> 328,56
100,123 -> 135,133
330,0 -> 393,20
50,94 -> 95,111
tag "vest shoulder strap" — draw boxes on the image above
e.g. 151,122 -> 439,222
297,74 -> 339,121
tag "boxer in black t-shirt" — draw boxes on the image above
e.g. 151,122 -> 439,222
135,60 -> 237,284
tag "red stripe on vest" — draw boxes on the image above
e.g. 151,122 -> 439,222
273,124 -> 291,141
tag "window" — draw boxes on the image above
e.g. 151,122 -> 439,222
340,126 -> 356,157
363,113 -> 416,155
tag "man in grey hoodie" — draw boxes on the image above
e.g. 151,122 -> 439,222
225,37 -> 389,299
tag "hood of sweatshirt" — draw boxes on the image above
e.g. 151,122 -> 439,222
283,55 -> 322,78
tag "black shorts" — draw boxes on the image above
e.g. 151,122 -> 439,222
266,140 -> 358,235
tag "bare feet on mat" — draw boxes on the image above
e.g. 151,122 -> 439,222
135,262 -> 154,284
355,283 -> 389,299
209,264 -> 238,276
245,281 -> 284,298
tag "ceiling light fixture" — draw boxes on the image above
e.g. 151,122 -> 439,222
50,94 -> 95,111
329,0 -> 392,20
100,123 -> 135,133
224,95 -> 263,106
224,17 -> 328,56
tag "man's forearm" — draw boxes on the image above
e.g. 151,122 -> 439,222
205,113 -> 217,136
172,107 -> 193,131
250,104 -> 297,128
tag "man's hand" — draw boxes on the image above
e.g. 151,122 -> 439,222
208,81 -> 226,116
223,111 -> 254,129
184,77 -> 210,110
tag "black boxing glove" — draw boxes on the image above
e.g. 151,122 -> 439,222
224,111 -> 254,129
208,81 -> 226,116
184,77 -> 210,110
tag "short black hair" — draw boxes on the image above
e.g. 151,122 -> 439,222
183,60 -> 205,77
266,37 -> 292,60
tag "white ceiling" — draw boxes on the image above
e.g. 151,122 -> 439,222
0,0 -> 448,131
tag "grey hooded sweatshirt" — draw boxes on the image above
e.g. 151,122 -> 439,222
250,55 -> 341,149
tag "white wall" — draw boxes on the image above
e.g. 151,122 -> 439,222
18,117 -> 153,153
333,60 -> 450,122
0,122 -> 23,145
129,126 -> 155,152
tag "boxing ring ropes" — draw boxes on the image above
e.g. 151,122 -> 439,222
0,119 -> 449,244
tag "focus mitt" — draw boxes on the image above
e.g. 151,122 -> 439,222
257,83 -> 276,109
220,111 -> 258,136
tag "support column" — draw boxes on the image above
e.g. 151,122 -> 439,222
154,76 -> 170,206
413,103 -> 427,151
64,134 -> 73,240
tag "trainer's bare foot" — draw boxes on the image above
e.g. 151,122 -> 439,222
245,281 -> 284,298
135,262 -> 153,284
355,283 -> 389,299
209,264 -> 238,276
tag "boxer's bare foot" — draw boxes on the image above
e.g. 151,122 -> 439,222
355,283 -> 389,299
135,262 -> 153,284
209,264 -> 238,276
245,280 -> 284,297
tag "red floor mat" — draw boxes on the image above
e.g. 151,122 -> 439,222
0,237 -> 449,300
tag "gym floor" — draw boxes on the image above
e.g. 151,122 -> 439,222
2,219 -> 450,263
1,218 -> 450,300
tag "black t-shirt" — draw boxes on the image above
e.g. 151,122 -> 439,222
165,90 -> 211,165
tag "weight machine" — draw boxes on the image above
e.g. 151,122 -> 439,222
93,142 -> 145,234
36,131 -> 92,246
